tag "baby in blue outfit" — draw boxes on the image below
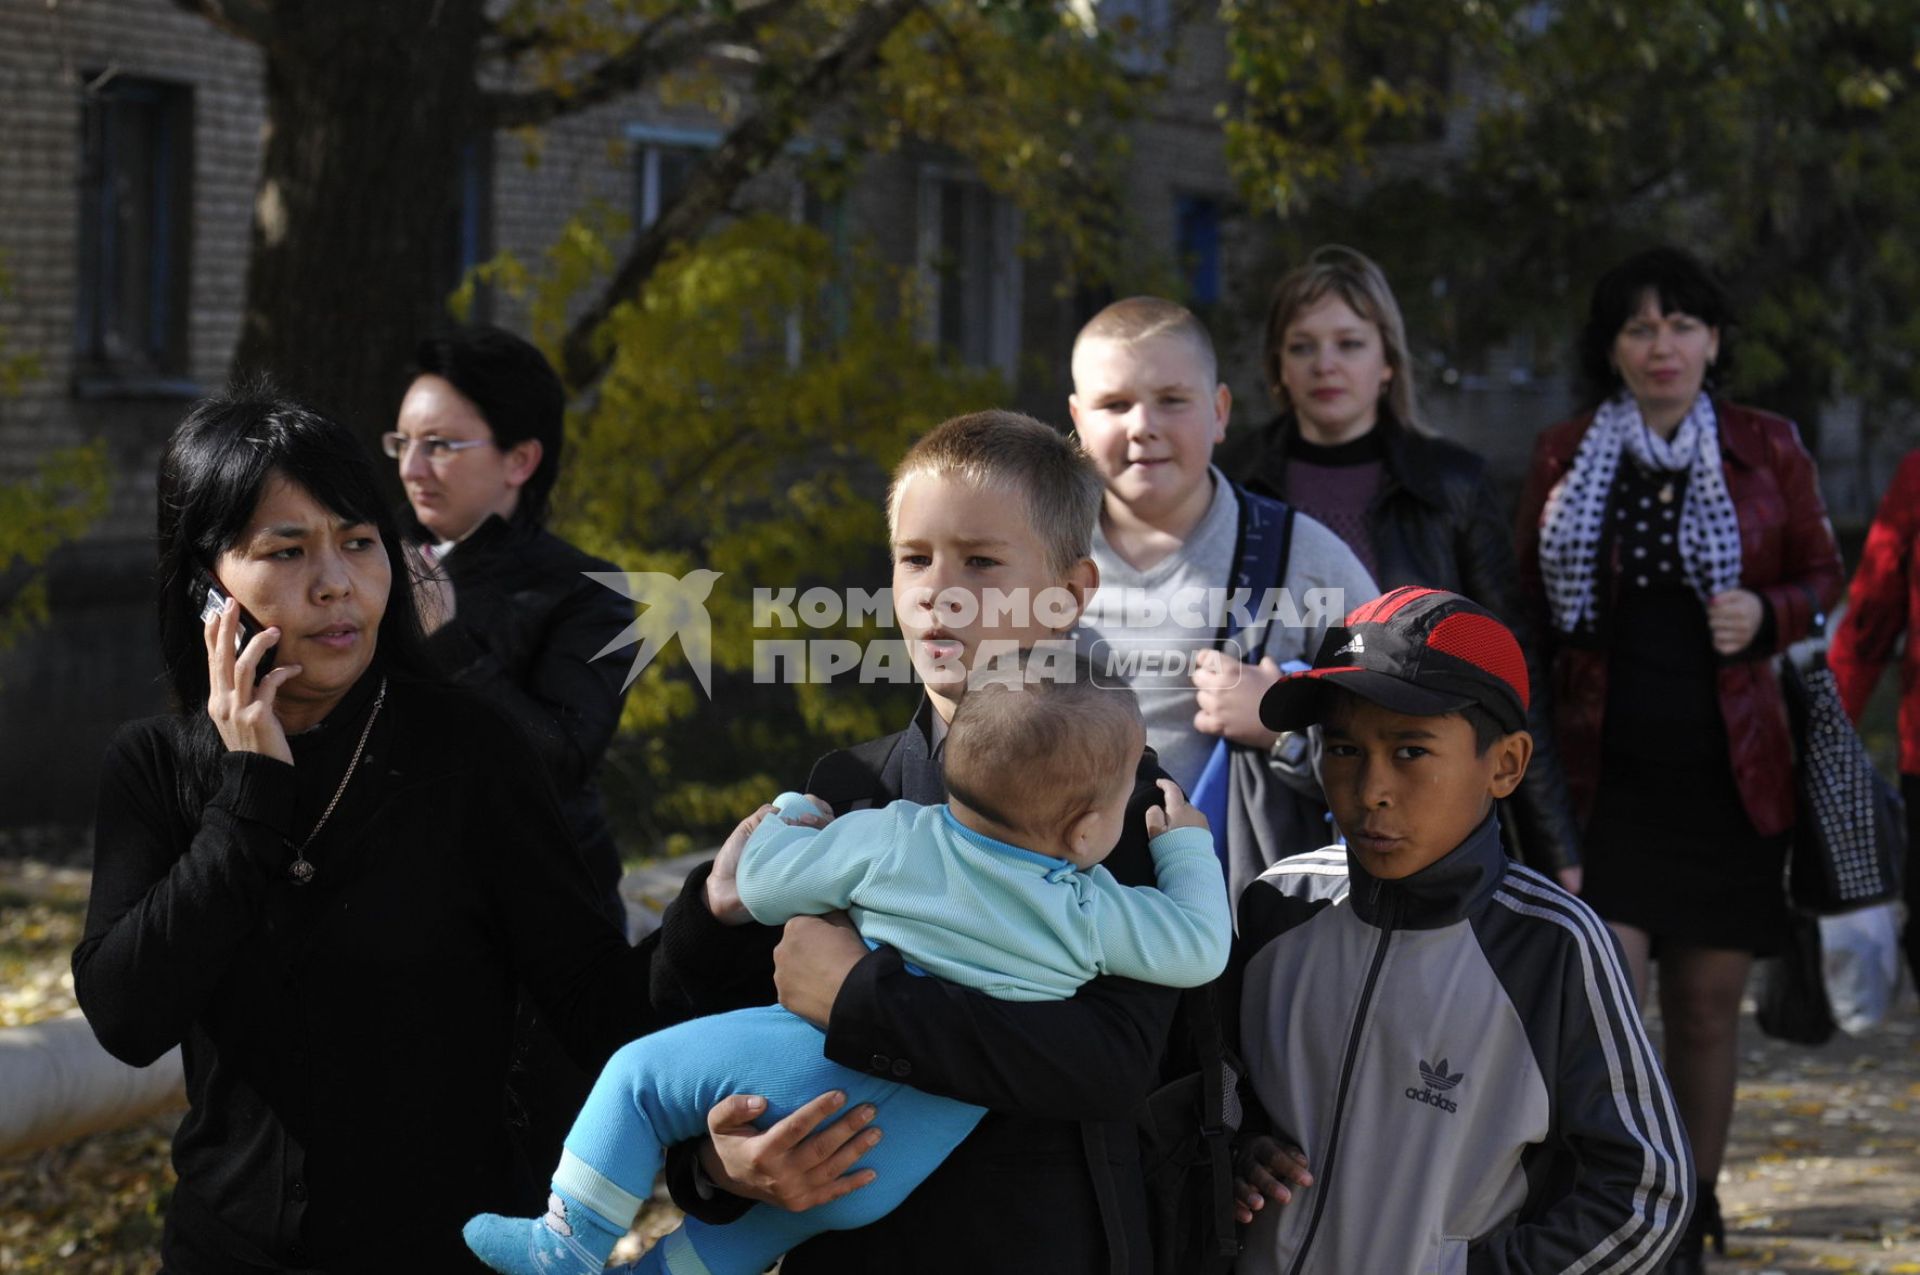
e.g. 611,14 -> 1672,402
464,673 -> 1230,1275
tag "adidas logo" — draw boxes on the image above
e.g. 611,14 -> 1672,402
1334,632 -> 1366,657
1404,1056 -> 1464,1114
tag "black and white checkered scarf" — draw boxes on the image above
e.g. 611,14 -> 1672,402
1538,392 -> 1743,635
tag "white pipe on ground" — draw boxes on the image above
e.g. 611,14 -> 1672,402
0,1011 -> 184,1159
0,856 -> 700,1160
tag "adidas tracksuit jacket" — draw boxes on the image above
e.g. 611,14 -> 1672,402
1234,815 -> 1692,1275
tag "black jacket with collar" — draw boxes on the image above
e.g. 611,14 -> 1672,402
1217,415 -> 1581,875
425,515 -> 635,915
660,698 -> 1181,1274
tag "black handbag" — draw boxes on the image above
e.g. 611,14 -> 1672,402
1777,641 -> 1904,914
1752,912 -> 1839,1045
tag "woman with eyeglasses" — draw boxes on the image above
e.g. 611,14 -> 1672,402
386,327 -> 634,925
385,326 -> 647,1208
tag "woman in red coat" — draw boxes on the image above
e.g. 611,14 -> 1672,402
1828,449 -> 1920,986
1515,247 -> 1843,1275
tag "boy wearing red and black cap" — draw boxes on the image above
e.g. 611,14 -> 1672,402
1232,587 -> 1693,1275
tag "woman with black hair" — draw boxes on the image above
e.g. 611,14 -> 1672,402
1515,248 -> 1843,1274
390,326 -> 635,924
70,391 -> 856,1271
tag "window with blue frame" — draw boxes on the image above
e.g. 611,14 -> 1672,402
75,75 -> 192,384
630,126 -> 719,229
435,136 -> 494,321
1176,195 -> 1222,308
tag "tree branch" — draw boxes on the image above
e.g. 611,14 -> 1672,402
559,0 -> 924,392
484,0 -> 809,130
169,0 -> 276,46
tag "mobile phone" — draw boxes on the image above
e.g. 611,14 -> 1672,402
196,573 -> 277,679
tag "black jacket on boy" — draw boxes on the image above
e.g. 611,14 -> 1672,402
1217,414 -> 1580,876
657,698 -> 1182,1274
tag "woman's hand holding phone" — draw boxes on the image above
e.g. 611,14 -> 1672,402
205,597 -> 302,764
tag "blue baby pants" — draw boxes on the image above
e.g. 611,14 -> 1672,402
558,1003 -> 984,1275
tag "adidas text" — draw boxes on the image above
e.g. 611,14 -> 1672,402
1405,1086 -> 1459,1114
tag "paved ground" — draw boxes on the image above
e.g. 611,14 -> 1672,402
3,853 -> 1916,1272
1709,991 -> 1920,1273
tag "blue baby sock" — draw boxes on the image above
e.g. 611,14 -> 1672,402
464,1186 -> 625,1275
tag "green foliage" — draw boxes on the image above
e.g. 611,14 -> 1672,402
0,444 -> 109,659
0,258 -> 108,663
0,258 -> 36,396
452,1 -> 1148,849
482,209 -> 1002,847
1222,0 -> 1920,438
860,0 -> 1140,284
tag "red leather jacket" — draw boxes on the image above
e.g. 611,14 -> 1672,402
1830,448 -> 1920,774
1515,403 -> 1844,838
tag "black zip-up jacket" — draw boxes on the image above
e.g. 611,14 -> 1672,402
425,514 -> 635,918
659,699 -> 1179,1273
1233,817 -> 1692,1274
1217,415 -> 1581,874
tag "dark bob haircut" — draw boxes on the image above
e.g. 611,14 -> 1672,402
156,387 -> 436,736
1578,246 -> 1733,404
411,326 -> 566,527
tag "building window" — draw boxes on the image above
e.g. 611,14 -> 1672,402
788,182 -> 850,366
1097,0 -> 1174,75
75,74 -> 192,387
630,126 -> 721,229
916,169 -> 1022,378
436,136 -> 494,321
1175,195 -> 1222,308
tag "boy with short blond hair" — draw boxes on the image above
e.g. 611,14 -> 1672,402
1235,587 -> 1691,1273
1069,297 -> 1377,899
641,409 -> 1208,1275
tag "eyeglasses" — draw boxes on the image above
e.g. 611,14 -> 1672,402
381,433 -> 495,462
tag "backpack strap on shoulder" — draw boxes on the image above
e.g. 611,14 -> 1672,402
1218,485 -> 1297,664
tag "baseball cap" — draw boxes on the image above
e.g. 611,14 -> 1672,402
1259,587 -> 1529,734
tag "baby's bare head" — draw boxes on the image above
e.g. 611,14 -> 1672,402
944,662 -> 1144,846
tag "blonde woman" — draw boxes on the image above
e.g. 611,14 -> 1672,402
1218,245 -> 1580,885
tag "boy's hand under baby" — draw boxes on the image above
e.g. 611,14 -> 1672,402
700,1089 -> 882,1212
1145,778 -> 1209,837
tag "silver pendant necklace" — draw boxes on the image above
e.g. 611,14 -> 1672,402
285,677 -> 386,884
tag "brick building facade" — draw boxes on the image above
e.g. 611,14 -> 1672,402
0,0 -> 1244,829
3,1 -> 1887,832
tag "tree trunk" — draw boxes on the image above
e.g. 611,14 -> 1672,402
231,1 -> 486,464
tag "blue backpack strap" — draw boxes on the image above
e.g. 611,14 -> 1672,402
1190,484 -> 1297,863
1220,487 -> 1296,662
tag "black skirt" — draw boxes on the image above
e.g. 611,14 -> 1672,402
1580,751 -> 1792,955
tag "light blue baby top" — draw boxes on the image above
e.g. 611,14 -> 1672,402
738,795 -> 1231,1002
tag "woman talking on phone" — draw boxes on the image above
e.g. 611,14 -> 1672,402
71,390 -> 870,1272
